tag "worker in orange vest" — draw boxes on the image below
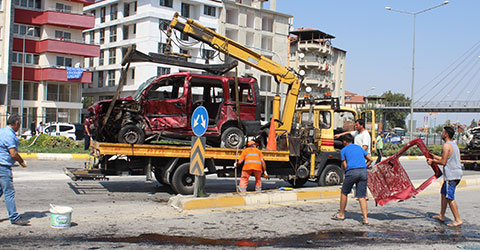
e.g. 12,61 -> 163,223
235,140 -> 267,192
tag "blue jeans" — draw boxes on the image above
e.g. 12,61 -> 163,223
0,166 -> 20,223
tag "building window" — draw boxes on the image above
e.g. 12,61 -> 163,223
179,49 -> 189,55
134,1 -> 137,11
158,43 -> 167,53
14,0 -> 41,9
99,28 -> 105,44
89,30 -> 95,44
100,7 -> 106,23
55,3 -> 72,12
109,25 -> 117,42
124,3 -> 130,17
159,19 -> 169,30
12,52 -> 39,65
262,16 -> 273,32
98,71 -> 104,87
201,49 -> 215,60
90,10 -> 95,17
110,4 -> 118,20
99,50 -> 104,66
159,0 -> 172,7
260,75 -> 272,92
123,25 -> 129,40
54,30 -> 71,41
133,24 -> 136,34
107,70 -> 116,86
109,48 -> 116,64
180,33 -> 188,41
181,3 -> 190,18
56,56 -> 72,67
204,5 -> 216,16
131,68 -> 135,79
13,24 -> 40,37
157,67 -> 170,76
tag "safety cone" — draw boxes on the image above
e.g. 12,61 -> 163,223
266,116 -> 277,150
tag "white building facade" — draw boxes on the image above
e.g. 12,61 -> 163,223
83,0 -> 222,100
219,0 -> 292,120
289,29 -> 346,105
0,0 -> 13,126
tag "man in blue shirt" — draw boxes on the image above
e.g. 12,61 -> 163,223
0,114 -> 29,226
333,134 -> 372,225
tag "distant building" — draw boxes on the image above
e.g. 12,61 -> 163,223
344,90 -> 365,110
0,0 -> 13,127
289,28 -> 346,105
10,0 -> 99,129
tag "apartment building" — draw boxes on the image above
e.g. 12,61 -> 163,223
82,0 -> 222,101
0,0 -> 13,127
10,0 -> 98,129
289,28 -> 346,105
219,0 -> 292,120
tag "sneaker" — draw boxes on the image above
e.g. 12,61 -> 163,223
12,218 -> 30,226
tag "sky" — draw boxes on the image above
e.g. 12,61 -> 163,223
274,0 -> 480,127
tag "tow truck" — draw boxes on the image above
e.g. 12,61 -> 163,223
66,13 -> 375,194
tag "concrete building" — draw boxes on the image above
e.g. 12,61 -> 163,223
219,0 -> 292,120
289,28 -> 346,105
10,0 -> 98,130
0,0 -> 13,127
82,0 -> 222,101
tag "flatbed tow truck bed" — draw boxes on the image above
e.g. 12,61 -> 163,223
66,141 -> 291,181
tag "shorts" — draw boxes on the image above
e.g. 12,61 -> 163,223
341,168 -> 368,198
441,180 -> 460,200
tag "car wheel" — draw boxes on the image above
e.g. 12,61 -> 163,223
117,124 -> 145,144
171,163 -> 195,195
220,127 -> 245,149
318,164 -> 343,186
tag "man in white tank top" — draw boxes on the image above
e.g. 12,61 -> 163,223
427,126 -> 463,227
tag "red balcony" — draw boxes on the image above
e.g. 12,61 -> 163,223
12,66 -> 92,83
15,8 -> 94,30
13,38 -> 99,57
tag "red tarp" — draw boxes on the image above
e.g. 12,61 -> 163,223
367,138 -> 442,206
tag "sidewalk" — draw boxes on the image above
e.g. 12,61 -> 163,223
169,174 -> 480,212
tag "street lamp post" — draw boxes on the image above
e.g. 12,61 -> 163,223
20,27 -> 35,135
385,1 -> 449,141
365,86 -> 376,108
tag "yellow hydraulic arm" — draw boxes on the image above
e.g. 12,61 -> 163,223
166,13 -> 301,133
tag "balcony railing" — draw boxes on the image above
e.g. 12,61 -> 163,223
298,41 -> 331,54
15,8 -> 95,30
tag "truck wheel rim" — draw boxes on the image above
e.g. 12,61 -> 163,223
226,133 -> 240,147
325,171 -> 340,185
124,131 -> 139,143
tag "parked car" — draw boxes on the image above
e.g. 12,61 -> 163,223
88,72 -> 262,148
384,132 -> 403,144
43,122 -> 78,140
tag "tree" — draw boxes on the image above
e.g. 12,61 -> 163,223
470,119 -> 477,128
381,91 -> 410,130
82,96 -> 95,109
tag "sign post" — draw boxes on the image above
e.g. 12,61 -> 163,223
190,106 -> 208,197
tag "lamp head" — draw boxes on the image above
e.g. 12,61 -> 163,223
442,1 -> 449,5
385,6 -> 391,10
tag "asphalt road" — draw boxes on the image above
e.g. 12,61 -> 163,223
1,159 -> 480,249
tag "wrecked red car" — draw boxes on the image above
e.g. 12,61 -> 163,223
88,72 -> 261,148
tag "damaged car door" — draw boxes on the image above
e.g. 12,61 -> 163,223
141,76 -> 188,133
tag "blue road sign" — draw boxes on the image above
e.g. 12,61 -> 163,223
192,106 -> 209,137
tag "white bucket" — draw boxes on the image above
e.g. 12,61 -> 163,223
49,204 -> 73,228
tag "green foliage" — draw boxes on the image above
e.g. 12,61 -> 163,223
19,134 -> 87,153
470,119 -> 477,128
82,96 -> 95,109
380,142 -> 443,157
381,91 -> 410,129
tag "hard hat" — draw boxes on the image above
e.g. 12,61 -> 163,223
247,140 -> 257,147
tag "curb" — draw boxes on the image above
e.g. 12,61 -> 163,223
168,174 -> 480,212
20,153 -> 90,160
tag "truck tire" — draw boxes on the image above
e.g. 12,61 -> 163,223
318,164 -> 343,186
154,167 -> 169,186
288,178 -> 308,188
221,127 -> 245,149
171,162 -> 195,195
117,124 -> 145,144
